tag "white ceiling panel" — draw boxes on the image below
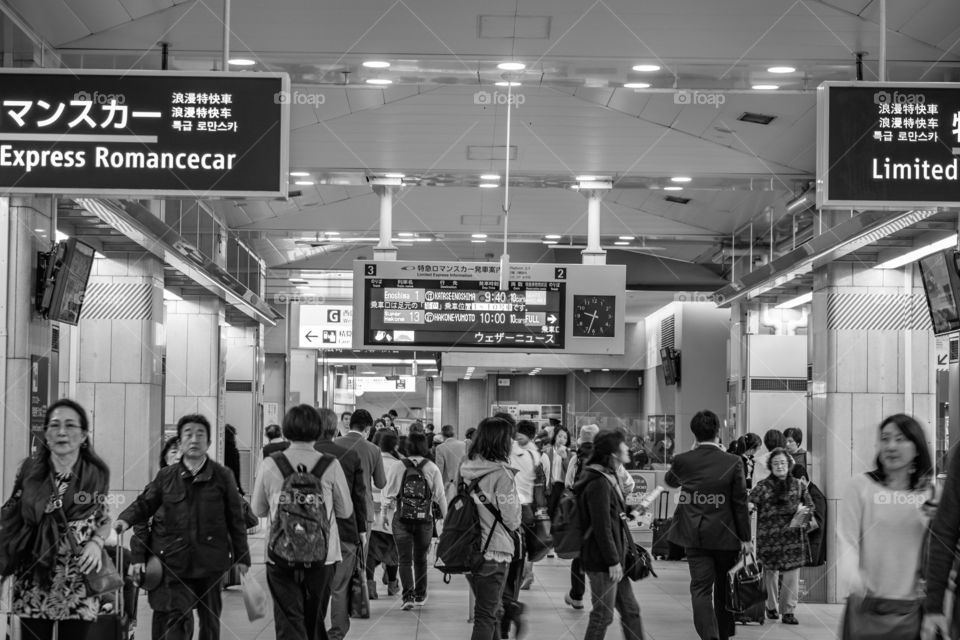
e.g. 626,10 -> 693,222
68,0 -> 131,35
10,0 -> 89,46
118,0 -> 179,20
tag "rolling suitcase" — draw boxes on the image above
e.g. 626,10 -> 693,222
87,543 -> 138,640
650,494 -> 685,561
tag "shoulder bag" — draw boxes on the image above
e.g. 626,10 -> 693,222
56,506 -> 124,597
840,592 -> 922,640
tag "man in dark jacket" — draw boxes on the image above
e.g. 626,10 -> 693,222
665,410 -> 752,640
118,414 -> 250,640
316,407 -> 367,640
576,429 -> 644,640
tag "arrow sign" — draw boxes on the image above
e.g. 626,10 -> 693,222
938,354 -> 948,366
304,330 -> 317,343
547,314 -> 558,324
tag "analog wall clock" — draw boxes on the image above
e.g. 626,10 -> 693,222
572,294 -> 616,337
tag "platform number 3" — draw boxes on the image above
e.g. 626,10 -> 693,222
365,264 -> 377,276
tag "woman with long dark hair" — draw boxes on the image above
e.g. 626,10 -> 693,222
4,399 -> 112,640
748,448 -> 814,625
838,414 -> 934,633
368,428 -> 403,598
460,416 -> 522,640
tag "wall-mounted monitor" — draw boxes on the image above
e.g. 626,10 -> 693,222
36,238 -> 96,326
918,249 -> 960,335
660,347 -> 680,386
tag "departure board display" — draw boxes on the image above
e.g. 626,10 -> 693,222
354,261 -> 627,354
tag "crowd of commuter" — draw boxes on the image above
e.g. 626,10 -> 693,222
2,398 -> 959,640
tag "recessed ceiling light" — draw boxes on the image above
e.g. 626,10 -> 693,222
632,64 -> 661,72
497,62 -> 526,71
601,368 -> 610,372
545,234 -> 562,239
363,61 -> 391,68
384,172 -> 405,178
671,176 -> 692,183
290,171 -> 310,177
619,235 -> 635,240
480,174 -> 500,180
614,241 -> 630,245
34,228 -> 45,232
295,180 -> 314,186
472,240 -> 486,244
397,232 -> 415,237
576,175 -> 599,181
366,78 -> 392,85
479,183 -> 499,188
543,240 -> 558,245
325,231 -> 340,236
623,82 -> 650,89
664,185 -> 683,191
752,84 -> 779,91
768,66 -> 796,74
228,58 -> 255,66
495,81 -> 521,87
472,233 -> 488,239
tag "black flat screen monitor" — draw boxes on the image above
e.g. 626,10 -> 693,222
918,250 -> 960,336
45,239 -> 95,326
660,347 -> 680,386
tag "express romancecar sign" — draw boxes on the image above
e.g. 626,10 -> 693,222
0,69 -> 289,198
817,81 -> 960,209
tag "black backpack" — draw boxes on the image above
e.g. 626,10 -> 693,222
435,477 -> 513,576
398,459 -> 433,523
550,487 -> 590,559
268,453 -> 334,569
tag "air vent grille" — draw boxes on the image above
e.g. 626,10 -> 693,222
660,315 -> 675,349
951,338 -> 959,363
738,112 -> 776,125
750,378 -> 807,392
664,195 -> 691,205
226,380 -> 253,392
51,325 -> 60,353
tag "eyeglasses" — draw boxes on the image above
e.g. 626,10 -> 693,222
45,423 -> 83,431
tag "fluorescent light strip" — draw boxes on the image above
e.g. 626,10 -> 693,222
874,234 -> 957,269
775,292 -> 812,309
321,358 -> 437,365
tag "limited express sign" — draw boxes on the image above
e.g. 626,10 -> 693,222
0,69 -> 289,197
817,81 -> 960,209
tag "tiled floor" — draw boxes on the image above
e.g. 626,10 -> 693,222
134,528 -> 845,639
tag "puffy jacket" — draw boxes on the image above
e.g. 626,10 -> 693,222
459,458 -> 522,560
120,459 -> 250,579
575,464 -> 629,573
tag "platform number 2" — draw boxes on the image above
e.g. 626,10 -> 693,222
554,267 -> 566,280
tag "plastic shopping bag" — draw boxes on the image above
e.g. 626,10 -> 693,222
241,573 -> 267,621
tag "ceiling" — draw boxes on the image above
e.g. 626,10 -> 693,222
7,0 -> 960,315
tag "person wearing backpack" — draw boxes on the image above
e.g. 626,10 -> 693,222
381,432 -> 447,610
562,424 -> 598,610
457,416 -> 523,640
251,404 -> 353,640
575,429 -> 645,640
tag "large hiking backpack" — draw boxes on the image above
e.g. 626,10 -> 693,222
268,452 -> 333,569
398,458 -> 433,523
435,477 -> 511,576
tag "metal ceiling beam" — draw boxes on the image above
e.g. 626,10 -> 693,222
74,198 -> 281,326
713,209 -> 940,307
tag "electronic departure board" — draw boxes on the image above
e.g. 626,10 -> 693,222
354,261 -> 627,353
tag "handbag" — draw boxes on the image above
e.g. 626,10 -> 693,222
523,504 -> 551,562
840,593 -> 922,640
56,506 -> 124,597
726,552 -> 767,614
241,498 -> 259,529
621,518 -> 656,581
348,541 -> 370,619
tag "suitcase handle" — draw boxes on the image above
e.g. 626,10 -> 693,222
111,526 -> 124,619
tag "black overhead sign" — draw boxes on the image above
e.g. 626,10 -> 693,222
818,81 -> 960,209
0,69 -> 289,198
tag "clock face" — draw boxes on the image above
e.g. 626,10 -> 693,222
572,295 -> 616,337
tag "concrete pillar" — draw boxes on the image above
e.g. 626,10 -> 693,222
373,185 -> 397,261
808,260 -> 935,603
0,197 -> 57,495
72,252 -> 165,513
164,295 -> 225,462
581,190 -> 606,265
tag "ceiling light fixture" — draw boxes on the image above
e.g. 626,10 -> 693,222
619,235 -> 635,240
366,78 -> 392,85
472,233 -> 488,239
663,186 -> 683,191
384,172 -> 405,178
632,64 -> 661,72
875,234 -> 958,270
362,61 -> 391,68
479,183 -> 499,188
480,174 -> 500,180
228,58 -> 255,66
498,62 -> 526,71
495,81 -> 521,87
294,180 -> 315,186
775,292 -> 812,309
623,82 -> 650,89
752,84 -> 779,91
324,231 -> 340,236
472,240 -> 486,244
614,241 -> 630,246
290,171 -> 310,177
576,175 -> 599,181
397,232 -> 415,237
545,234 -> 562,239
543,240 -> 558,245
671,176 -> 692,183
768,66 -> 796,74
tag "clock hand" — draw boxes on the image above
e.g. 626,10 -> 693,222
586,310 -> 598,332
